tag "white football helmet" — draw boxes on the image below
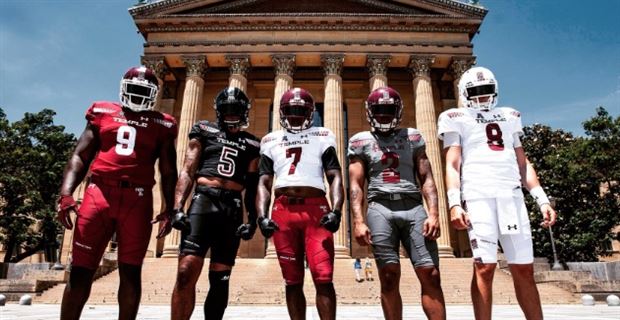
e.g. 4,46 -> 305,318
458,66 -> 498,110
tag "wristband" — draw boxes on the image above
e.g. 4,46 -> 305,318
447,188 -> 461,209
529,186 -> 550,208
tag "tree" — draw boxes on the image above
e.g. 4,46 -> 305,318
0,108 -> 76,263
522,107 -> 620,262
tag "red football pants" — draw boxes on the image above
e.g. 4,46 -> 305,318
271,196 -> 335,285
71,179 -> 153,270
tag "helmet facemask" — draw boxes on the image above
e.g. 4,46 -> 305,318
365,87 -> 403,133
214,87 -> 251,130
216,102 -> 250,129
458,67 -> 499,111
119,67 -> 159,112
279,88 -> 315,133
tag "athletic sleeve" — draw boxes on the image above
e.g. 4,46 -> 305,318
85,103 -> 101,127
437,109 -> 462,140
258,154 -> 274,176
188,121 -> 205,142
321,128 -> 337,154
163,113 -> 178,140
442,131 -> 461,148
321,146 -> 341,171
408,129 -> 426,159
508,108 -> 524,136
347,133 -> 366,161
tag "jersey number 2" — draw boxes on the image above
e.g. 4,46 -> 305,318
381,151 -> 400,183
115,126 -> 137,156
485,123 -> 505,151
218,146 -> 238,177
286,147 -> 302,175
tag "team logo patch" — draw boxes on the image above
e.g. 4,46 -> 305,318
477,72 -> 485,81
470,238 -> 479,249
154,118 -> 174,128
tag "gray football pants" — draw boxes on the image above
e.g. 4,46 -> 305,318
367,199 -> 439,268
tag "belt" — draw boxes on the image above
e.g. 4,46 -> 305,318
277,196 -> 326,205
370,193 -> 421,202
195,185 -> 241,198
90,176 -> 145,188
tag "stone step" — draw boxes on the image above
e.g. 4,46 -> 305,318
36,258 -> 578,305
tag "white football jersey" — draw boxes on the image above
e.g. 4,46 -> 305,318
437,107 -> 523,200
260,127 -> 337,191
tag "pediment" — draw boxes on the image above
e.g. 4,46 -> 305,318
130,0 -> 486,19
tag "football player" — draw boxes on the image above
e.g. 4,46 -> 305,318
438,66 -> 554,320
170,87 -> 260,320
256,87 -> 344,320
348,87 -> 446,320
57,66 -> 178,320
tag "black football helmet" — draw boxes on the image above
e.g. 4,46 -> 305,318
214,87 -> 251,129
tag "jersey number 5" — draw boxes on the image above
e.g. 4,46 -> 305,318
381,151 -> 400,183
115,125 -> 137,156
218,146 -> 238,177
286,147 -> 302,175
485,123 -> 505,151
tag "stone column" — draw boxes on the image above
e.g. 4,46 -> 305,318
226,55 -> 250,92
450,56 -> 476,108
367,55 -> 391,91
141,55 -> 169,111
141,55 -> 172,257
321,54 -> 349,258
409,55 -> 454,258
263,55 -> 296,258
162,55 -> 207,258
271,54 -> 295,131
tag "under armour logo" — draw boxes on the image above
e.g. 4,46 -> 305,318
140,116 -> 149,121
507,224 -> 518,230
135,187 -> 144,196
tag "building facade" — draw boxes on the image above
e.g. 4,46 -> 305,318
60,0 -> 488,263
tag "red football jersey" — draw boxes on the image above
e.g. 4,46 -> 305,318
86,101 -> 177,186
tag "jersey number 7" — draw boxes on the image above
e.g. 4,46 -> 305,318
286,147 -> 302,175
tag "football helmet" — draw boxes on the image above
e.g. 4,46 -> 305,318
458,66 -> 498,110
214,87 -> 251,129
365,86 -> 403,132
279,87 -> 315,133
119,66 -> 159,112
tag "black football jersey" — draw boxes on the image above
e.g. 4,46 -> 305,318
189,121 -> 260,185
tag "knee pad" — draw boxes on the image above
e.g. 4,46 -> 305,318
204,270 -> 231,320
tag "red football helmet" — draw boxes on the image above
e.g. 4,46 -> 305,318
279,87 -> 315,132
119,66 -> 159,112
365,87 -> 403,132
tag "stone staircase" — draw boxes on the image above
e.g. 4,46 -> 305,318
36,258 -> 578,305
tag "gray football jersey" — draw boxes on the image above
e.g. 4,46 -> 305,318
348,128 -> 426,200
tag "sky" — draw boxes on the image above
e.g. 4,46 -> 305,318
1,0 -> 618,137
